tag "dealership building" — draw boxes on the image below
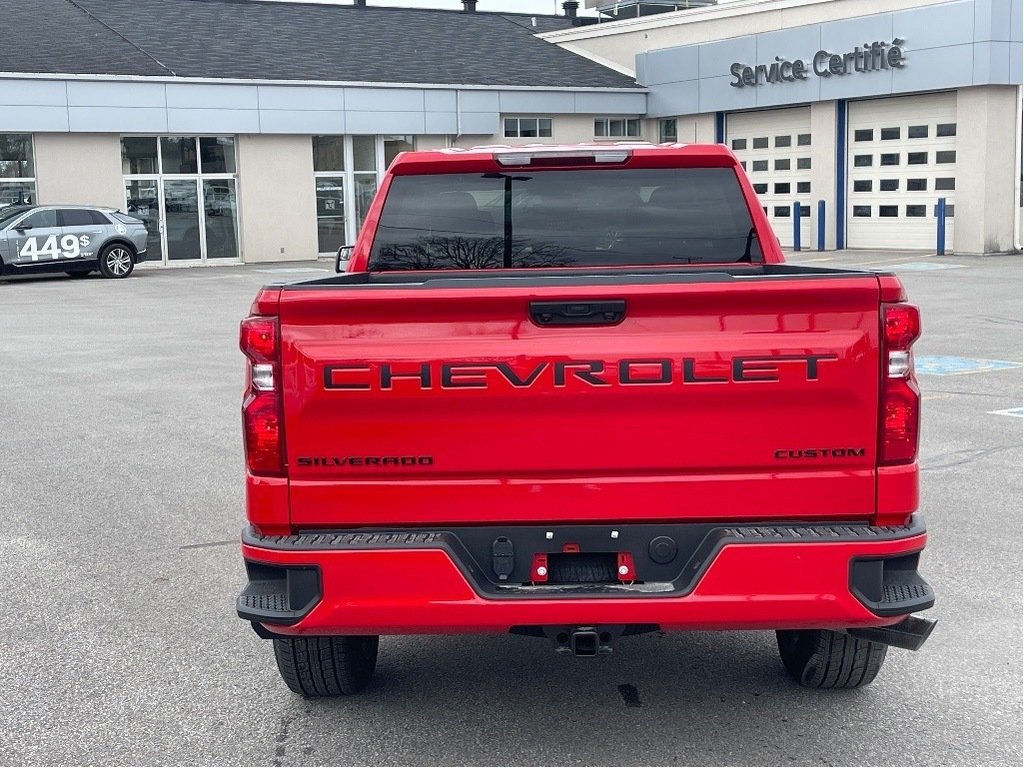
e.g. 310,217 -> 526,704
0,0 -> 1020,265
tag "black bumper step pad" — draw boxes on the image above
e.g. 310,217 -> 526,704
236,563 -> 321,625
851,552 -> 934,617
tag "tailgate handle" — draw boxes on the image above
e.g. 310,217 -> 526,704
529,300 -> 626,327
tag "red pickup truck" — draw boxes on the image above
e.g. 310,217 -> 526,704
237,143 -> 935,697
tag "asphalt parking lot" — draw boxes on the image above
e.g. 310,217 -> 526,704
1,251 -> 1021,766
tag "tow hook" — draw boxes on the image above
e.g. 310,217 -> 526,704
552,626 -> 614,656
570,629 -> 601,657
511,623 -> 659,655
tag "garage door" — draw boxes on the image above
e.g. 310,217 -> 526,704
847,93 -> 956,250
727,107 -> 813,250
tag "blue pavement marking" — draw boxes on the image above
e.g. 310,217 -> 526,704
987,407 -> 1024,418
871,261 -> 966,271
916,355 -> 1024,376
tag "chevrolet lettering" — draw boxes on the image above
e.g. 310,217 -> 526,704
322,355 -> 840,391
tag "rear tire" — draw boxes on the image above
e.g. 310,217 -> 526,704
776,629 -> 887,689
98,244 -> 135,279
272,635 -> 379,697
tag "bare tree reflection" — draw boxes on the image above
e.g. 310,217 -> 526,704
373,236 -> 572,271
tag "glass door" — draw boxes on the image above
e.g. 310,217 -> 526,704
122,136 -> 240,265
202,179 -> 240,259
124,179 -> 163,263
163,179 -> 202,261
315,177 -> 347,254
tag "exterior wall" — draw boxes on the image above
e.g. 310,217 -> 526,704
627,0 -> 1022,117
954,85 -> 1021,253
693,114 -> 716,143
450,114 -> 649,148
809,100 -> 838,250
552,0 -> 1021,254
545,0 -> 1007,72
237,134 -> 317,262
414,135 -> 451,151
0,78 -> 647,138
33,133 -> 123,208
652,114 -> 716,143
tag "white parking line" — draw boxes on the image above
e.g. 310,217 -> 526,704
988,407 -> 1024,418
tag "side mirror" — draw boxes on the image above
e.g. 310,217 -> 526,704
15,222 -> 32,232
335,245 -> 354,273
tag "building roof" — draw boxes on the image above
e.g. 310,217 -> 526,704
0,0 -> 638,89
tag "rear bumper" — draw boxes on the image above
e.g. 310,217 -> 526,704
238,517 -> 933,635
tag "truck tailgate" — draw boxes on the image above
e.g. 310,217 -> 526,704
279,271 -> 882,526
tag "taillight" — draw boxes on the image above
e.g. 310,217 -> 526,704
879,303 -> 921,465
883,302 -> 921,353
240,316 -> 277,362
240,315 -> 285,476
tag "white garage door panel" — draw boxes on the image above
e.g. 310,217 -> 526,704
727,107 -> 812,250
847,93 -> 956,250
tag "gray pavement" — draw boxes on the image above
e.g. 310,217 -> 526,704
1,252 -> 1021,766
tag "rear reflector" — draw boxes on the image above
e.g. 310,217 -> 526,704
880,378 -> 921,464
243,391 -> 285,476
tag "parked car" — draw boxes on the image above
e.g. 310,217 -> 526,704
237,143 -> 934,696
0,204 -> 148,279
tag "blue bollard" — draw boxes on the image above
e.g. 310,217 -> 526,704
817,200 -> 826,251
936,197 -> 947,255
792,201 -> 801,251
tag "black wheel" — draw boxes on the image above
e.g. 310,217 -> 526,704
66,270 -> 92,278
272,636 -> 379,697
776,629 -> 887,689
98,243 -> 135,279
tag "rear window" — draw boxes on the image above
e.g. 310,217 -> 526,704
368,167 -> 761,271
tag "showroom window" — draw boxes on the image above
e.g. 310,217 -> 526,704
383,135 -> 414,168
503,117 -> 553,138
313,135 -> 415,253
659,119 -> 677,143
0,134 -> 36,208
314,136 -> 348,255
594,118 -> 641,138
352,136 -> 377,236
